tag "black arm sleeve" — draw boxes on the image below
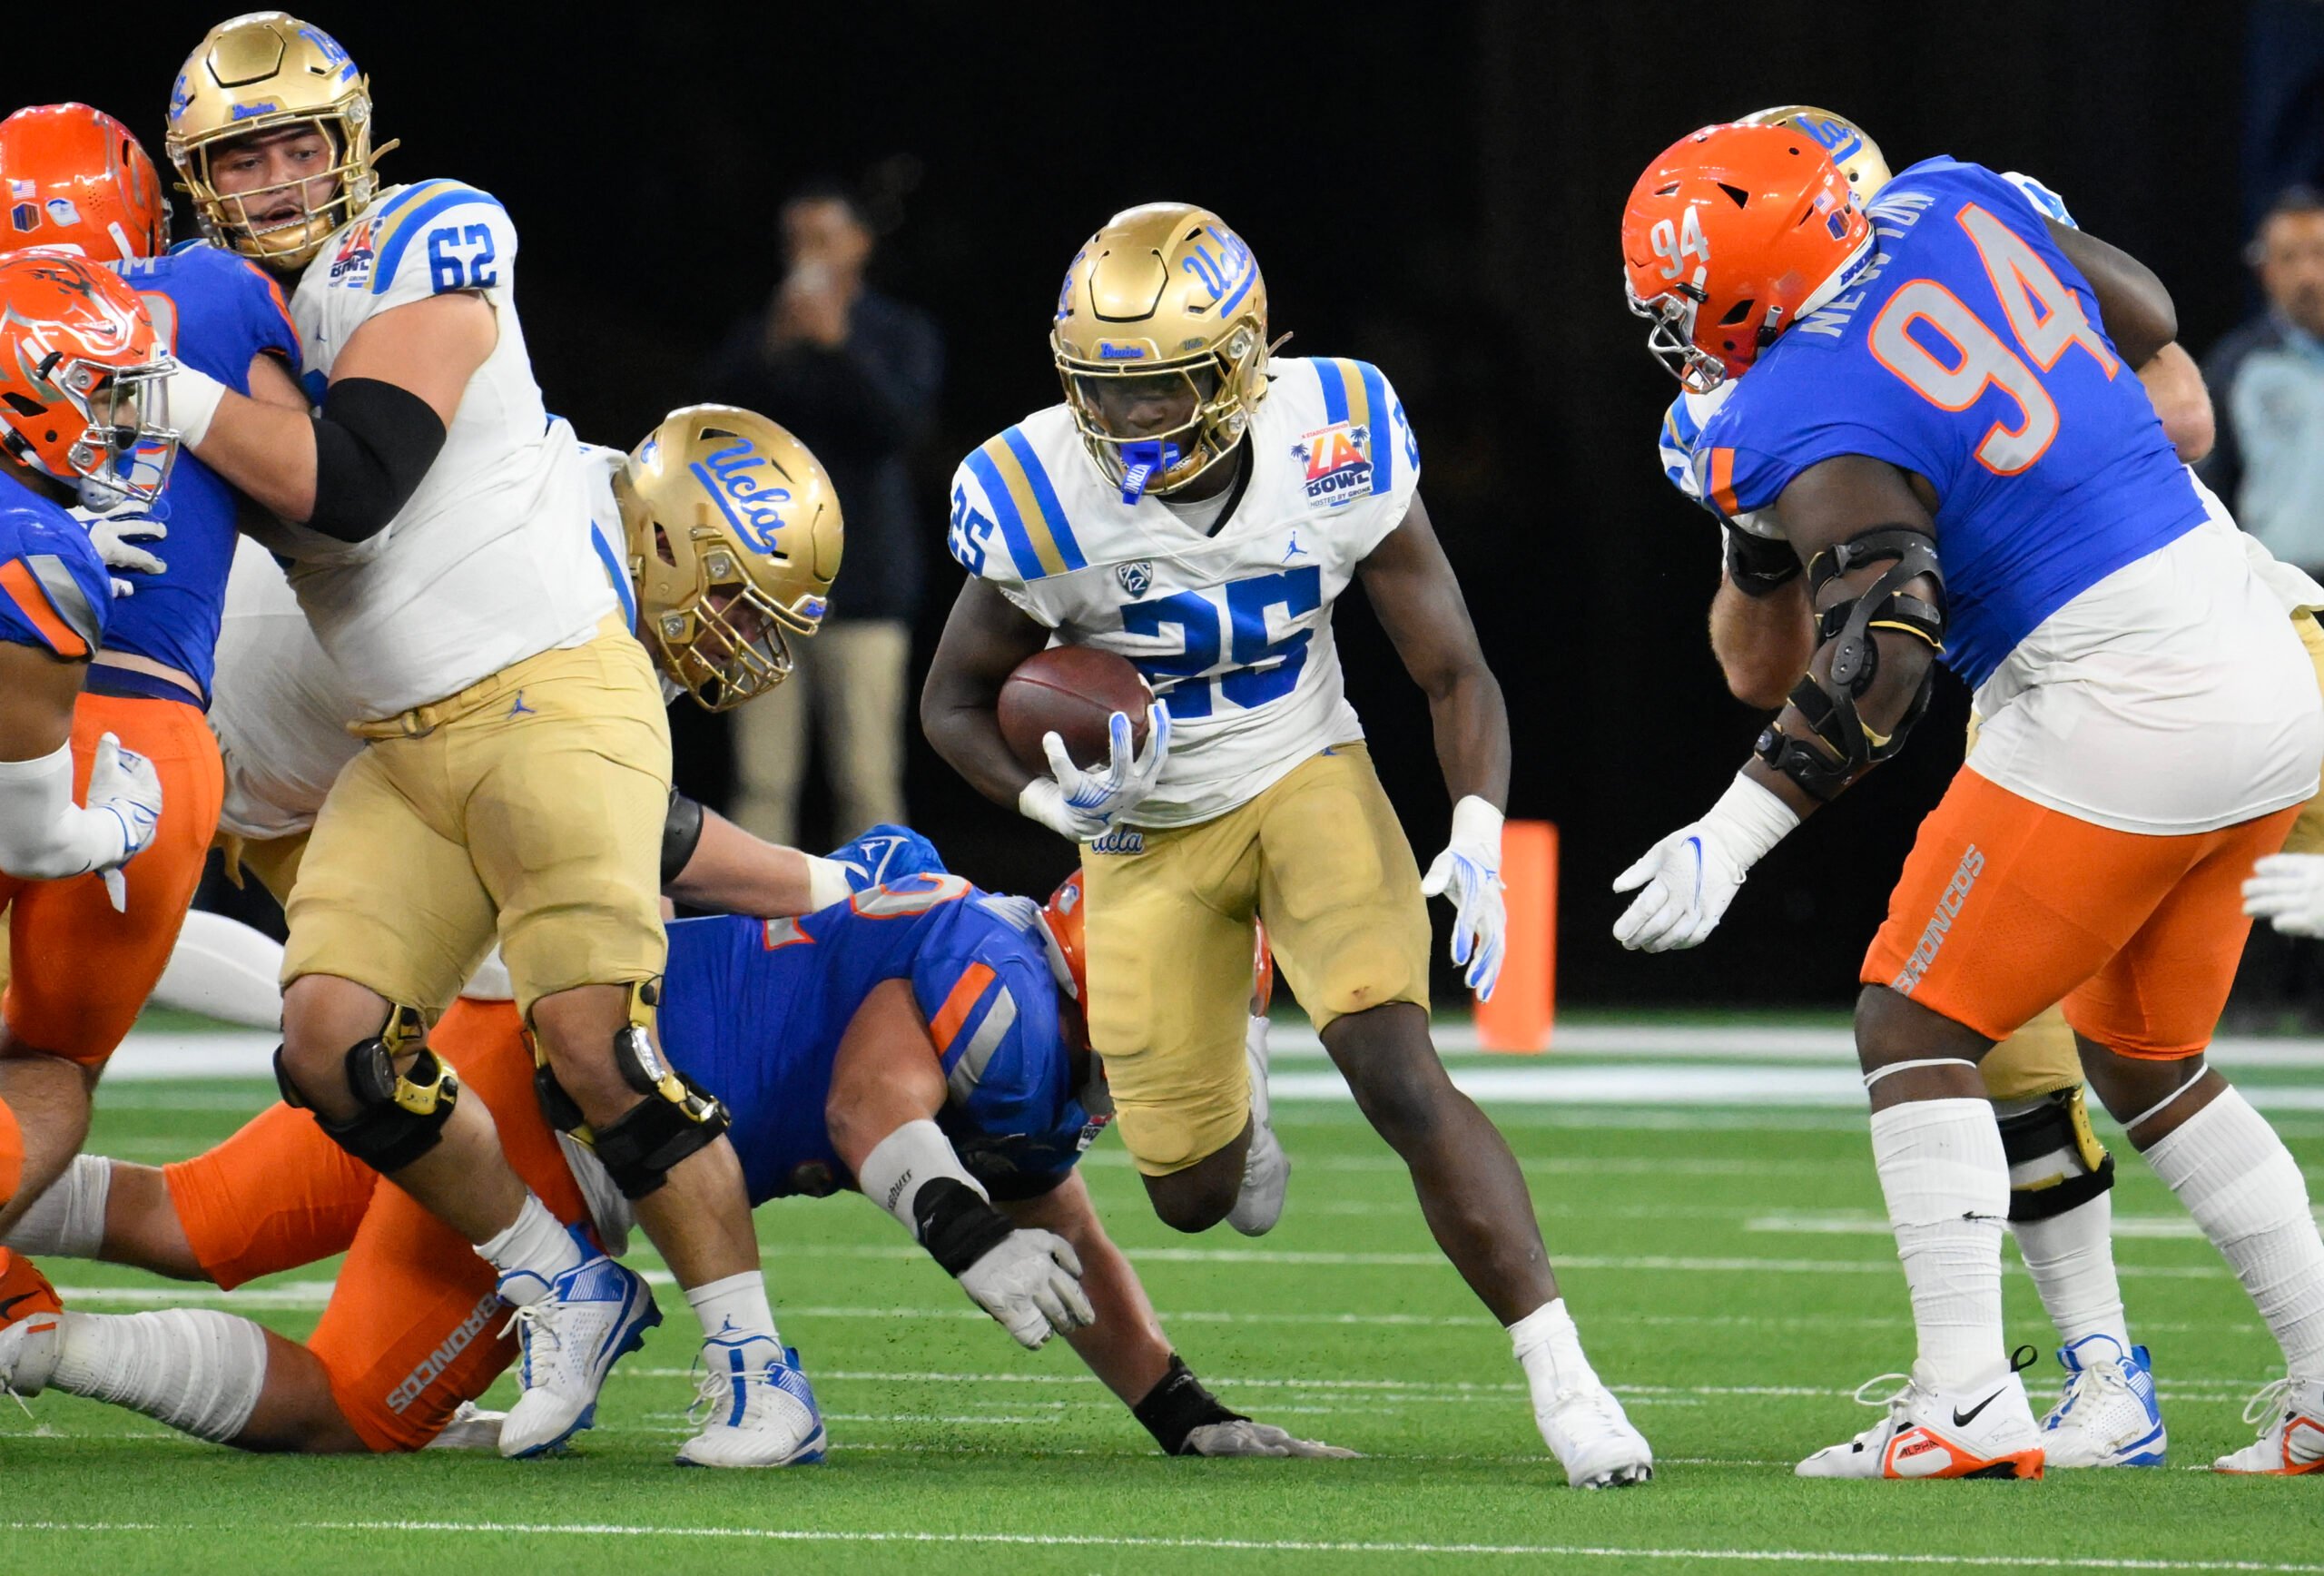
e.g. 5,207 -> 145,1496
303,377 -> 448,543
660,790 -> 706,887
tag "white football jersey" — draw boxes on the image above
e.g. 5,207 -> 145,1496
213,440 -> 631,841
950,356 -> 1421,827
261,179 -> 615,719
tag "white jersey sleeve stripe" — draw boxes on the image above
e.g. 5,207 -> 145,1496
964,434 -> 1072,579
369,181 -> 500,293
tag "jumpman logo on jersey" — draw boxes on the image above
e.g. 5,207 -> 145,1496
1283,530 -> 1307,563
507,692 -> 536,718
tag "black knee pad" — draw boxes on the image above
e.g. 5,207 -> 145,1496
1997,1087 -> 2114,1223
531,981 -> 729,1199
275,1004 -> 458,1174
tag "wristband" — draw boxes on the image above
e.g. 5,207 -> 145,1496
169,365 -> 230,451
1131,1354 -> 1247,1454
1447,794 -> 1503,857
911,1177 -> 1017,1278
1703,773 -> 1802,871
1018,776 -> 1089,841
857,1118 -> 1012,1275
802,854 -> 853,910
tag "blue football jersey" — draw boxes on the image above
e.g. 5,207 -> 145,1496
90,244 -> 301,702
656,869 -> 1094,1206
1692,157 -> 2206,688
0,493 -> 109,661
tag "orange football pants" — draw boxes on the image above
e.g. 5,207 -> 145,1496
0,692 -> 222,1065
162,999 -> 591,1451
1863,767 -> 2302,1059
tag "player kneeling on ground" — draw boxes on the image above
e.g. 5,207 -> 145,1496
0,832 -> 1348,1462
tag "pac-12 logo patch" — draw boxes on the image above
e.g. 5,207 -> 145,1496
1293,421 -> 1374,506
1116,560 -> 1153,596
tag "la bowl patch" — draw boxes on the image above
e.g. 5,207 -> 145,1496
1293,420 -> 1374,506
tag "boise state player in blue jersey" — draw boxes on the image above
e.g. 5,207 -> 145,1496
1617,123 -> 2324,1478
0,827 -> 1351,1462
0,251 -> 172,1333
0,106 -> 307,1240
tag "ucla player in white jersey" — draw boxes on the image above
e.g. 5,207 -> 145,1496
922,204 -> 1653,1488
146,14 -> 811,1466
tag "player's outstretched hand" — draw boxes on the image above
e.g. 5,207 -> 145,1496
1611,775 -> 1798,953
2245,852 -> 2324,939
84,507 -> 169,596
1039,703 -> 1171,832
1421,795 -> 1506,1000
960,1227 -> 1095,1350
1183,1419 -> 1362,1459
86,732 -> 163,913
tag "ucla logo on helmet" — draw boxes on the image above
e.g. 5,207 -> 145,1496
1179,223 -> 1255,308
689,436 -> 792,554
1116,560 -> 1152,596
1292,421 -> 1374,506
298,25 -> 359,82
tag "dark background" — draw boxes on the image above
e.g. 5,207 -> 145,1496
17,0 -> 2308,1009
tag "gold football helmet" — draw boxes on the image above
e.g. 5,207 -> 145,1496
1051,202 -> 1270,501
1738,106 -> 1892,197
619,404 -> 842,713
165,13 -> 396,269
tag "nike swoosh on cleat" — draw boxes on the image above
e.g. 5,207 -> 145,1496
1953,1387 -> 2006,1428
0,1291 -> 42,1323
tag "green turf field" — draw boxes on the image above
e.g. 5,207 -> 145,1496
5,1033 -> 2323,1573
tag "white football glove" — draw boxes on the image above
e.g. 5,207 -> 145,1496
1611,774 -> 1798,953
958,1227 -> 1095,1350
1017,702 -> 1170,841
1183,1420 -> 1361,1459
84,507 -> 169,594
87,731 -> 163,913
1420,795 -> 1506,1000
2244,852 -> 2324,939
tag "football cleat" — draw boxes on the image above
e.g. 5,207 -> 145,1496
2213,1376 -> 2324,1474
1226,1013 -> 1286,1236
423,1401 -> 508,1453
1797,1364 -> 2044,1480
0,1247 -> 63,1399
2039,1335 -> 2166,1468
676,1335 -> 826,1468
1537,1383 -> 1655,1489
495,1239 -> 661,1459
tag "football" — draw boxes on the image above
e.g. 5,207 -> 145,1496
999,645 -> 1155,774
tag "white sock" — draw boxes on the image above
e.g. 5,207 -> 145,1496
3,1153 -> 111,1257
52,1308 -> 267,1443
1872,1098 -> 2011,1393
685,1270 -> 780,1347
476,1194 -> 587,1303
151,911 -> 286,1029
2143,1087 -> 2324,1379
1509,1297 -> 1603,1414
2010,1194 -> 2130,1351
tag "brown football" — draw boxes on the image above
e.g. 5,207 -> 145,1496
999,646 -> 1155,774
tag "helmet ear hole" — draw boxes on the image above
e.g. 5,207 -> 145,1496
1718,298 -> 1756,326
1718,182 -> 1750,209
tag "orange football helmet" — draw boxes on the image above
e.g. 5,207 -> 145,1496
1039,869 -> 1090,1002
0,104 -> 169,263
0,251 -> 178,506
1621,122 -> 1873,392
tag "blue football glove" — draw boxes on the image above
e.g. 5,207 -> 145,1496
825,823 -> 947,892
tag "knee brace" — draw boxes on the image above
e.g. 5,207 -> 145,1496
1994,1086 -> 2114,1222
531,980 -> 729,1200
274,1003 -> 460,1174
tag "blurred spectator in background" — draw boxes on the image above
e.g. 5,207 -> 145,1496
699,180 -> 942,848
2201,186 -> 2324,578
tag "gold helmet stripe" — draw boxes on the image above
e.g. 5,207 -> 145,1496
1313,358 -> 1401,493
965,428 -> 1086,580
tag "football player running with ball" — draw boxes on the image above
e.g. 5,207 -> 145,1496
149,15 -> 796,1465
923,204 -> 1651,1487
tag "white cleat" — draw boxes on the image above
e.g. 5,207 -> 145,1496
2039,1336 -> 2166,1468
1797,1365 -> 2043,1480
1226,1011 -> 1287,1236
424,1401 -> 508,1453
495,1246 -> 661,1459
1537,1383 -> 1654,1489
0,1248 -> 63,1400
2212,1376 -> 2324,1474
676,1336 -> 826,1468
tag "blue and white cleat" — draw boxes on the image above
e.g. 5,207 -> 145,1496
495,1233 -> 661,1459
2039,1335 -> 2166,1468
677,1335 -> 826,1468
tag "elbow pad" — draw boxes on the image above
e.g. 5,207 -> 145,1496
1723,523 -> 1803,598
660,791 -> 706,887
1755,527 -> 1945,803
304,377 -> 448,543
0,741 -> 128,880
